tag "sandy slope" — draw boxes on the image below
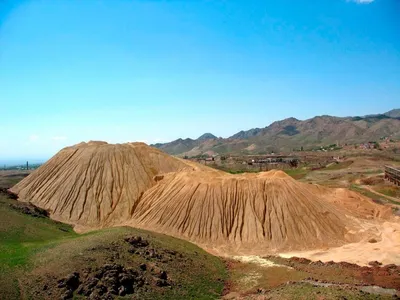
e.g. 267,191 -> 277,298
10,142 -> 194,229
128,169 -> 391,255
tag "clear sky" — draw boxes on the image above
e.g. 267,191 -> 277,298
1,0 -> 399,162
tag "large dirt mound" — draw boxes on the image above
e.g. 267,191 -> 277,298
10,142 -> 193,229
11,142 -> 393,254
129,170 -> 391,253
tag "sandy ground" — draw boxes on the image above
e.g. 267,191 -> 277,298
279,220 -> 400,266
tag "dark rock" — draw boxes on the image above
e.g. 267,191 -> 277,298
88,290 -> 113,300
0,188 -> 18,199
165,249 -> 177,256
156,279 -> 170,287
95,284 -> 107,296
57,280 -> 66,289
140,263 -> 147,271
60,289 -> 73,300
119,274 -> 133,285
94,269 -> 105,279
338,261 -> 358,269
148,249 -> 156,258
65,272 -> 80,290
311,260 -> 324,266
136,277 -> 145,288
154,175 -> 164,182
257,288 -> 267,294
368,261 -> 382,267
290,257 -> 312,264
384,264 -> 397,269
124,236 -> 149,248
159,271 -> 168,280
77,277 -> 99,296
60,262 -> 148,299
9,202 -> 49,218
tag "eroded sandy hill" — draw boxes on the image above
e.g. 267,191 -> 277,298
129,169 -> 391,254
10,142 -> 194,228
10,142 -> 394,256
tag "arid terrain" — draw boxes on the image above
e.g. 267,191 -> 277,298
2,141 -> 400,299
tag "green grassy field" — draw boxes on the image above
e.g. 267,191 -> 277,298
0,193 -> 77,299
0,191 -> 226,300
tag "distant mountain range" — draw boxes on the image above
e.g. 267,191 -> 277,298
152,109 -> 400,156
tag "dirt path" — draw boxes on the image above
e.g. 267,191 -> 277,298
360,185 -> 400,205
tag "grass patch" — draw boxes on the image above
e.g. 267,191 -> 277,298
211,165 -> 261,174
324,160 -> 354,171
0,193 -> 77,299
227,169 -> 259,174
284,168 -> 310,180
375,187 -> 400,199
350,184 -> 400,205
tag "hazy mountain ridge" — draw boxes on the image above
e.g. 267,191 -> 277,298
383,109 -> 400,119
153,133 -> 219,155
152,109 -> 400,156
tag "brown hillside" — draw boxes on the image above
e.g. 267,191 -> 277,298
10,141 -> 193,229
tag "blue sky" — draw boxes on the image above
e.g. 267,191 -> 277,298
0,0 -> 399,162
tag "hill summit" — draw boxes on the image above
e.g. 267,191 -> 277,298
197,133 -> 217,140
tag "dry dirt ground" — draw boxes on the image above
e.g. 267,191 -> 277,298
223,256 -> 400,299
